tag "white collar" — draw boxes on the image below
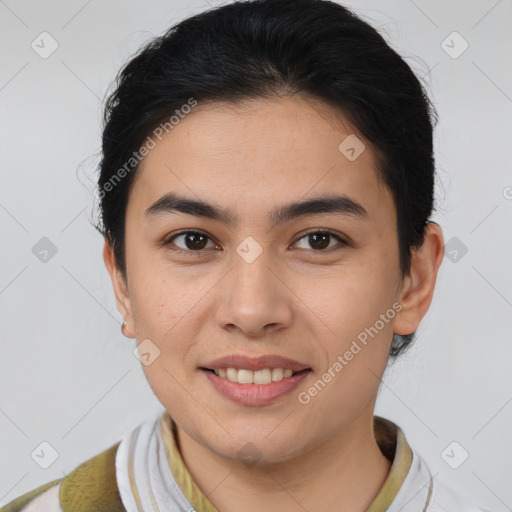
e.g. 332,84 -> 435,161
114,411 -> 487,512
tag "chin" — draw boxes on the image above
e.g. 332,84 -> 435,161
205,424 -> 310,466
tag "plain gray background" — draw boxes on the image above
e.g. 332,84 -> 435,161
1,0 -> 511,509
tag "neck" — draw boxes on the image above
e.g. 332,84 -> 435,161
175,408 -> 392,512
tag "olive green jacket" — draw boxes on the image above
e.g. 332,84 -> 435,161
0,441 -> 125,512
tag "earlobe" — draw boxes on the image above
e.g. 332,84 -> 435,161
103,238 -> 134,336
393,222 -> 444,336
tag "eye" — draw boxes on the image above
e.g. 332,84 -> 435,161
292,230 -> 348,251
163,230 -> 219,253
162,229 -> 349,255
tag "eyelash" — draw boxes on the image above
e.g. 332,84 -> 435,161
161,229 -> 350,255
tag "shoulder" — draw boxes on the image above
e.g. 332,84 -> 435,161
429,479 -> 493,512
0,479 -> 62,512
0,441 -> 126,512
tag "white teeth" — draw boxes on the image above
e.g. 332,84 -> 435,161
238,369 -> 253,384
214,367 -> 298,384
226,368 -> 238,382
254,369 -> 272,385
271,368 -> 284,381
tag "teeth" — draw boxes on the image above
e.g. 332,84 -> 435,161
238,369 -> 253,384
213,367 -> 298,384
254,369 -> 271,384
226,368 -> 238,382
271,368 -> 283,381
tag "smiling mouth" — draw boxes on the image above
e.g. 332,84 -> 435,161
201,367 -> 310,385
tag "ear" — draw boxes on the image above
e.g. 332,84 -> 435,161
103,238 -> 134,337
393,222 -> 444,336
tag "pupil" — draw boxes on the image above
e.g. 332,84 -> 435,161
310,233 -> 329,250
186,233 -> 207,250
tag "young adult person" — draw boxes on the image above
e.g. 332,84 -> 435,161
1,1 -> 490,510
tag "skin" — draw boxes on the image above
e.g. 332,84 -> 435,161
103,95 -> 444,511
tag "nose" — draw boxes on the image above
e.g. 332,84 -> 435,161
214,248 -> 293,339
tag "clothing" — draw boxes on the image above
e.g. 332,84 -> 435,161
0,411 -> 490,512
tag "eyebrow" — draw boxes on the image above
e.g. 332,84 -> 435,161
144,192 -> 368,226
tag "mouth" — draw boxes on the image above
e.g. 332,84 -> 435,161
199,354 -> 312,406
201,367 -> 309,384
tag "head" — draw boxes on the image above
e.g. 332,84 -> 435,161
98,0 -> 443,463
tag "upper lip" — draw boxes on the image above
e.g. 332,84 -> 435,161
202,354 -> 311,372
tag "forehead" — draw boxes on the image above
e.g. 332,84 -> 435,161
128,96 -> 390,223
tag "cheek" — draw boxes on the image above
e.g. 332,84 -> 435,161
302,273 -> 396,396
301,267 -> 396,343
129,267 -> 199,335
129,276 -> 202,397
301,287 -> 394,419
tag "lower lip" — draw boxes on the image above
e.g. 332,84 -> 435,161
202,369 -> 311,406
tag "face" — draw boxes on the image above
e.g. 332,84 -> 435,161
105,96 -> 423,464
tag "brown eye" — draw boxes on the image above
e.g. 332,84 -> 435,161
294,231 -> 347,251
165,230 -> 217,253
